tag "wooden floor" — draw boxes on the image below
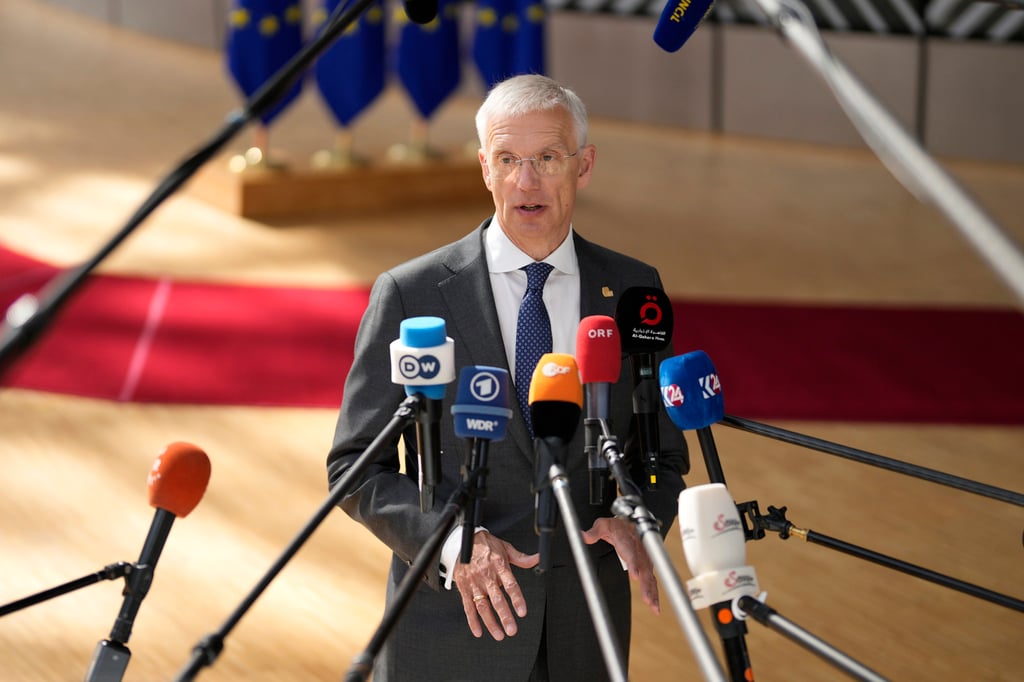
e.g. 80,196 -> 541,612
1,1 -> 1023,681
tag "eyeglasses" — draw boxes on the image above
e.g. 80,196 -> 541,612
489,150 -> 579,179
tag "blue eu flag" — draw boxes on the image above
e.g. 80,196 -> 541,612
226,0 -> 305,126
395,0 -> 461,121
472,0 -> 546,89
314,0 -> 387,128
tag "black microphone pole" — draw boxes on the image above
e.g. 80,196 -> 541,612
0,0 -> 379,379
173,394 -> 422,681
460,438 -> 489,564
0,563 -> 133,617
720,415 -> 1024,508
598,424 -> 728,682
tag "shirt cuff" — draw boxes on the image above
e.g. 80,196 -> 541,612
438,525 -> 487,590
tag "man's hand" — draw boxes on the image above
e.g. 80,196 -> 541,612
453,531 -> 539,640
582,516 -> 660,614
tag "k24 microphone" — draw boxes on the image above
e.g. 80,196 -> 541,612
614,286 -> 674,491
658,349 -> 729,484
528,353 -> 583,573
653,0 -> 717,52
86,442 -> 211,682
677,483 -> 759,611
403,0 -> 439,24
390,316 -> 456,513
576,315 -> 621,506
451,366 -> 512,563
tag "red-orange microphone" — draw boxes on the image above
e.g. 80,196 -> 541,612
576,315 -> 621,505
86,442 -> 211,682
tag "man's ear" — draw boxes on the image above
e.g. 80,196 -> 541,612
478,149 -> 493,191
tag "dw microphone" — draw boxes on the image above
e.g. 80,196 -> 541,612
390,316 -> 456,512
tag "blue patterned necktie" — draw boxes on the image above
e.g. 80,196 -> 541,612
515,262 -> 554,438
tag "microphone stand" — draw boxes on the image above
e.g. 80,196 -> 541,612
597,423 -> 728,682
536,444 -> 630,682
720,415 -> 1024,508
0,0 -> 379,378
173,394 -> 423,681
748,0 -> 1024,306
735,596 -> 890,682
0,562 -> 133,617
346,469 -> 480,682
460,438 -> 489,563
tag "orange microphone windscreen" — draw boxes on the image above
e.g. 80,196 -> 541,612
146,442 -> 211,518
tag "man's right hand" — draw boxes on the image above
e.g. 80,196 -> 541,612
453,531 -> 539,640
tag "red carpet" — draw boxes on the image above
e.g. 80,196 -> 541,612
2,246 -> 1023,423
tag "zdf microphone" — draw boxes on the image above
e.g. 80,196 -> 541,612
576,315 -> 621,505
528,353 -> 583,573
86,442 -> 211,682
390,316 -> 456,512
653,0 -> 717,52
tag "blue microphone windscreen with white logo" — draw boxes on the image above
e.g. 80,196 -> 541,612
389,316 -> 456,399
658,350 -> 724,430
451,366 -> 512,440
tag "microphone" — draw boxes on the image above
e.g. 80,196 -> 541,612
451,366 -> 512,564
576,315 -> 621,506
677,483 -> 759,611
86,442 -> 211,682
403,0 -> 439,24
389,316 -> 456,513
658,349 -> 728,484
528,353 -> 583,573
613,286 -> 674,491
653,0 -> 718,52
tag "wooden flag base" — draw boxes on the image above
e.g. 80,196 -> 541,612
193,152 -> 490,221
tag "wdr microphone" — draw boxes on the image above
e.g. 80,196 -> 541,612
658,349 -> 728,484
653,0 -> 717,52
451,366 -> 512,563
528,353 -> 583,573
677,483 -> 759,611
86,442 -> 211,682
576,315 -> 621,506
403,0 -> 439,24
390,316 -> 456,513
614,286 -> 674,491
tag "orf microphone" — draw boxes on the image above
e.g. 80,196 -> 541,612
677,483 -> 759,611
390,316 -> 456,513
451,366 -> 512,563
86,442 -> 211,682
614,286 -> 674,491
403,0 -> 439,24
576,315 -> 621,506
653,0 -> 717,52
528,353 -> 583,573
658,349 -> 728,484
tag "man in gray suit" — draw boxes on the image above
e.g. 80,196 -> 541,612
327,74 -> 689,681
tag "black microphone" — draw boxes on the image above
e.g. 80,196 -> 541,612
404,0 -> 439,24
389,316 -> 456,513
86,442 -> 211,682
613,286 -> 674,491
451,366 -> 512,564
576,315 -> 621,506
653,0 -> 718,52
528,353 -> 583,573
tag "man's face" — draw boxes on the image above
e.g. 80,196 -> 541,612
479,108 -> 596,259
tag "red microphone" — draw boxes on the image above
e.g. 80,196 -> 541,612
576,315 -> 622,505
86,443 -> 211,682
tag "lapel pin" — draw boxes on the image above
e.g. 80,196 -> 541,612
601,286 -> 614,298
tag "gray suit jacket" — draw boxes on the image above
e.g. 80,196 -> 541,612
327,220 -> 689,681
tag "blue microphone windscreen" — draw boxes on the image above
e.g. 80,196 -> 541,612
451,366 -> 512,440
658,350 -> 724,430
400,316 -> 446,348
653,0 -> 716,53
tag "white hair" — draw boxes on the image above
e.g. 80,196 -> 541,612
475,74 -> 589,151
